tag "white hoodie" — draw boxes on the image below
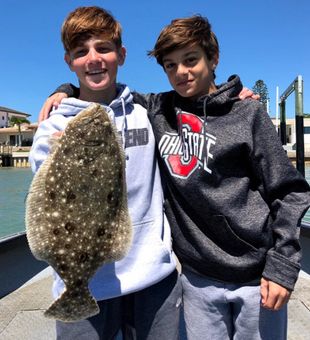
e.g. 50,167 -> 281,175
29,84 -> 176,300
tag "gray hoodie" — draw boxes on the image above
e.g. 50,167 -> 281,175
135,75 -> 310,291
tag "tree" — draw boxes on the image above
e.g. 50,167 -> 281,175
9,116 -> 31,146
252,80 -> 269,112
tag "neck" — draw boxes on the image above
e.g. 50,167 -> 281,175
189,82 -> 217,101
208,82 -> 217,94
79,83 -> 117,104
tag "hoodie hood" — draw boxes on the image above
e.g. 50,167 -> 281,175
50,83 -> 133,118
50,83 -> 133,148
174,75 -> 243,117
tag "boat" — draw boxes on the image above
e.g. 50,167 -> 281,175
0,223 -> 310,339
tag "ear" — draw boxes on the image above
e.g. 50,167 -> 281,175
118,47 -> 126,66
212,53 -> 219,70
64,53 -> 73,71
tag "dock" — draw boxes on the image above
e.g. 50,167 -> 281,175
0,146 -> 30,167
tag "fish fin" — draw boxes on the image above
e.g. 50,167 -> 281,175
44,286 -> 99,322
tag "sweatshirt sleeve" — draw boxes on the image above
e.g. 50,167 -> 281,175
132,92 -> 159,110
248,101 -> 310,290
52,83 -> 80,98
29,115 -> 66,173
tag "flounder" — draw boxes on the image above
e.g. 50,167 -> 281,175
25,103 -> 132,322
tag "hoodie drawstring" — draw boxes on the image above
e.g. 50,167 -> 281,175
203,98 -> 208,170
120,97 -> 128,153
175,107 -> 186,147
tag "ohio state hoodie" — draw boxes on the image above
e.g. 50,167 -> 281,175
135,75 -> 310,291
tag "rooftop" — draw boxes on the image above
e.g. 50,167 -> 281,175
0,106 -> 30,117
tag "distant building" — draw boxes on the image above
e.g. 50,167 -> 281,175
271,115 -> 310,151
0,106 -> 31,128
0,106 -> 36,146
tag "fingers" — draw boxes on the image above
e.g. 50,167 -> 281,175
38,93 -> 68,124
38,98 -> 57,124
239,87 -> 253,100
239,87 -> 248,100
260,277 -> 269,305
260,278 -> 291,311
239,87 -> 260,101
52,131 -> 64,138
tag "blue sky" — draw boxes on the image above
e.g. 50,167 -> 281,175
0,0 -> 309,122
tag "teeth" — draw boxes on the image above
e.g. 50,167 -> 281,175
87,70 -> 105,75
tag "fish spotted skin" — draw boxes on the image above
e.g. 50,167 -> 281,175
25,103 -> 132,322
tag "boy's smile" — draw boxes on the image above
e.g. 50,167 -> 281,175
162,45 -> 218,100
65,35 -> 126,103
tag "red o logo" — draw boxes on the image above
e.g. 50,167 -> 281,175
166,113 -> 203,178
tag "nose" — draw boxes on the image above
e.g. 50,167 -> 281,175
87,48 -> 101,63
176,63 -> 188,76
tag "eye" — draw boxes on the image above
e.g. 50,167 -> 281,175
163,62 -> 175,71
185,57 -> 198,66
96,46 -> 112,54
71,48 -> 88,59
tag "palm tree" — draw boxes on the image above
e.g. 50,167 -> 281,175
9,116 -> 30,146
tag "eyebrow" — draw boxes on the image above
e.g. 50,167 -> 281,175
162,50 -> 199,63
74,40 -> 114,49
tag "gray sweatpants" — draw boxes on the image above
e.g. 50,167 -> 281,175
56,270 -> 182,340
181,268 -> 287,340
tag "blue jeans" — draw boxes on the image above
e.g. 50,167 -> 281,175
181,268 -> 287,340
56,270 -> 182,340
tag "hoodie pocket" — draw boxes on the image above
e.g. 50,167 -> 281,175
207,215 -> 260,257
125,219 -> 172,265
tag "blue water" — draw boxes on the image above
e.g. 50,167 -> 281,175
0,168 -> 33,239
0,166 -> 310,240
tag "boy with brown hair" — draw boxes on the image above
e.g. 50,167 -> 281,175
29,6 -> 181,340
144,15 -> 310,339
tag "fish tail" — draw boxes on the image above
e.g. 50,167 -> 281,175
44,286 -> 99,322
